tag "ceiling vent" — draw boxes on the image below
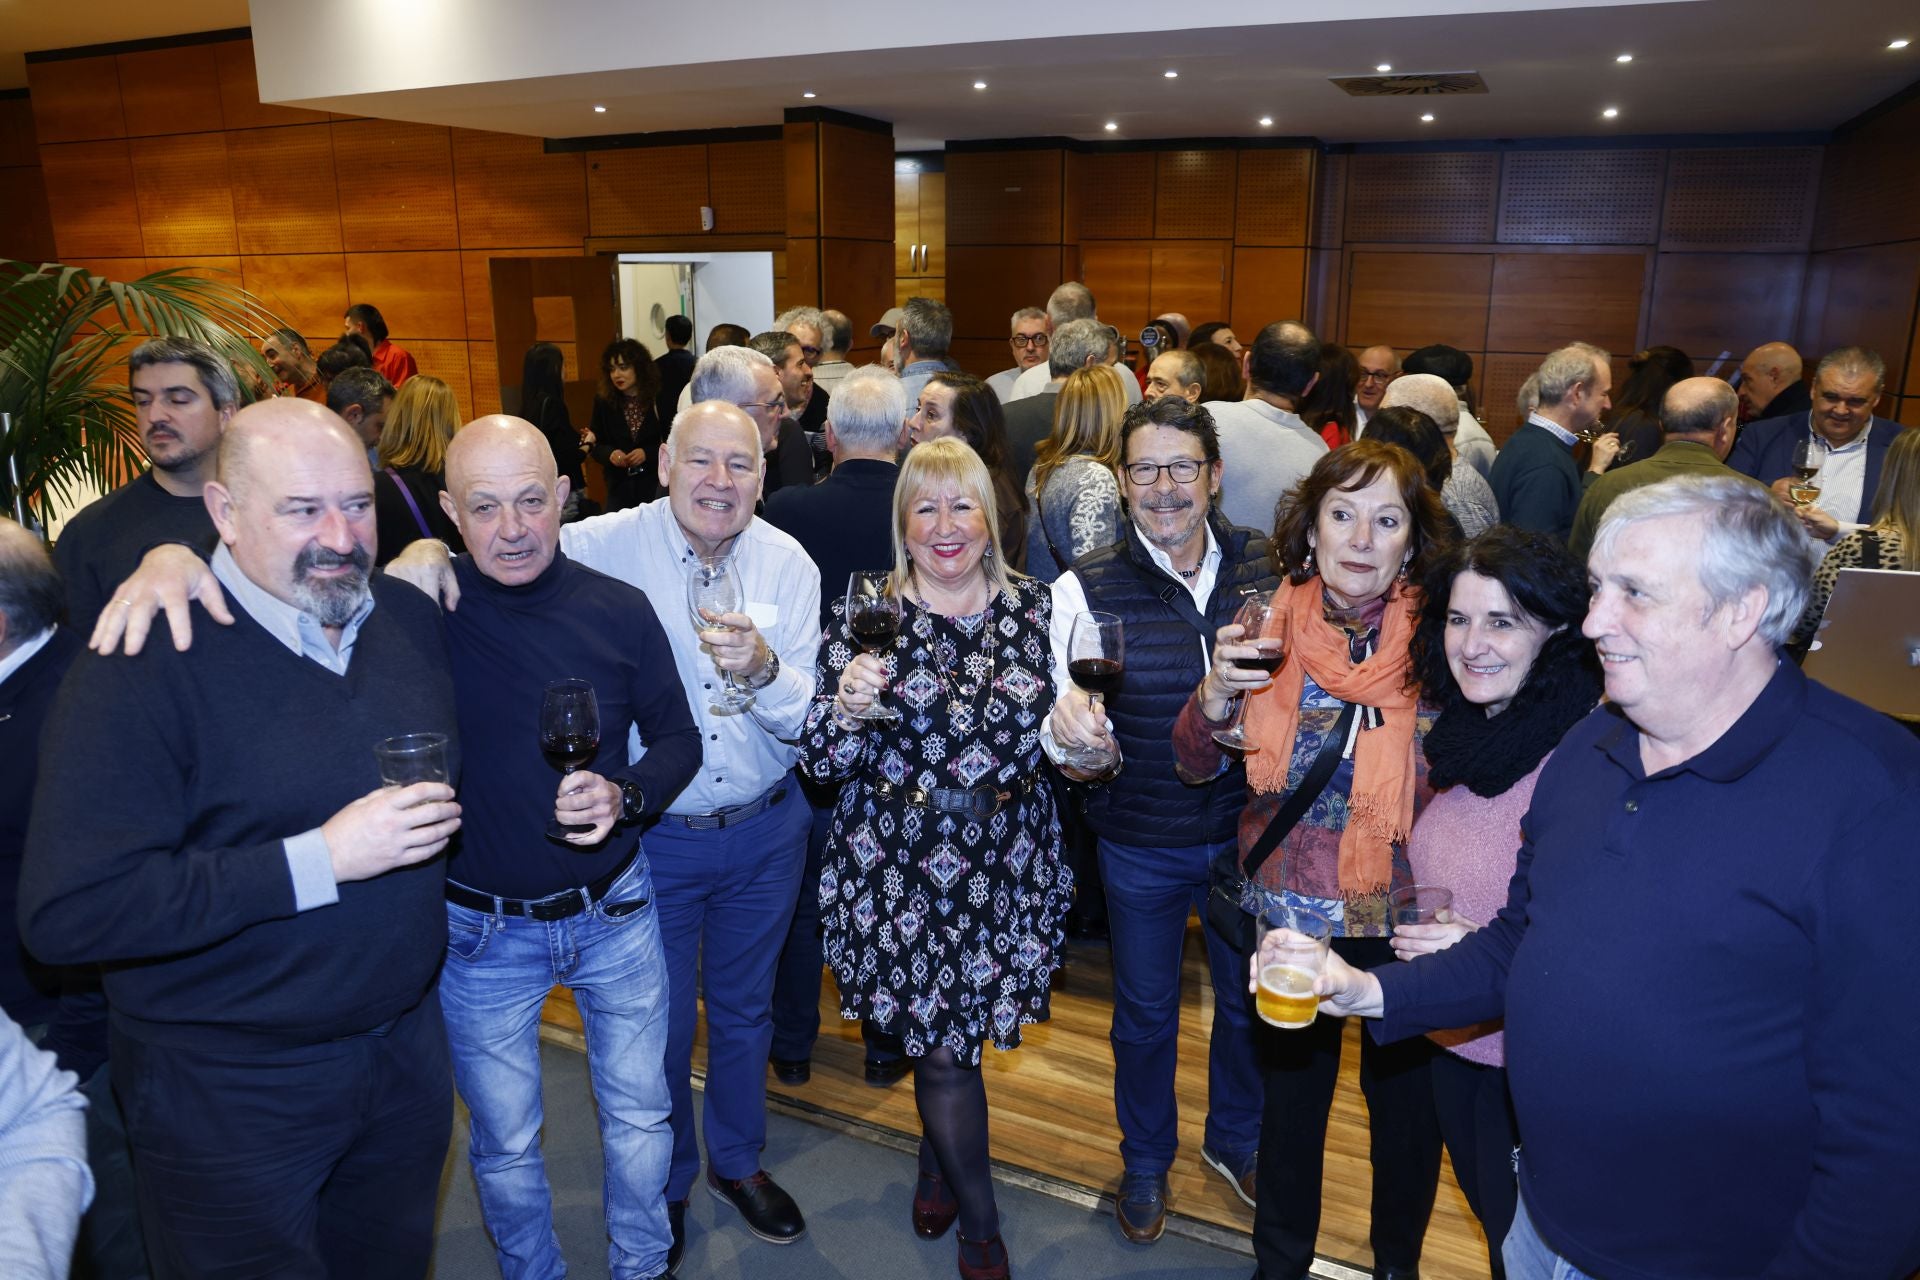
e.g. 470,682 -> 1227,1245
1331,71 -> 1488,97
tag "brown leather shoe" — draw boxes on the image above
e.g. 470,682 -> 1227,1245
1115,1170 -> 1167,1244
913,1167 -> 959,1239
1200,1142 -> 1257,1209
956,1232 -> 1011,1280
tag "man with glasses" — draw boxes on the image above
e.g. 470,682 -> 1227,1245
1042,396 -> 1277,1242
1003,317 -> 1125,496
988,307 -> 1051,402
1730,345 -> 1900,540
690,344 -> 814,499
1353,344 -> 1401,434
773,308 -> 832,430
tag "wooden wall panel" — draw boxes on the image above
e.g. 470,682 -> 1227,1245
821,238 -> 894,358
1155,150 -> 1236,240
1814,95 -> 1920,252
1150,241 -> 1229,324
820,125 -> 893,242
41,140 -> 142,258
469,341 -> 500,416
1234,149 -> 1313,246
1312,151 -> 1346,249
1645,253 -> 1804,361
784,236 -> 820,313
1661,147 -> 1821,252
1076,152 -> 1156,239
344,250 -> 467,341
945,245 -> 1067,338
784,122 -> 819,241
116,46 -> 224,138
1078,243 -> 1152,328
0,166 -> 58,263
408,340 -> 474,420
586,145 -> 707,237
1799,242 -> 1920,395
1498,150 -> 1663,245
451,129 -> 587,249
227,124 -> 341,255
1480,353 -> 1543,446
947,151 -> 1062,246
1230,247 -> 1308,340
1896,398 -> 1920,427
241,252 -> 348,339
1346,153 -> 1497,243
1485,251 -> 1646,354
215,40 -> 330,130
461,247 -> 582,341
708,139 -> 786,234
1304,246 -> 1343,341
331,119 -> 459,251
0,99 -> 38,167
26,56 -> 125,144
948,338 -> 1013,381
1346,251 -> 1492,351
128,133 -> 238,257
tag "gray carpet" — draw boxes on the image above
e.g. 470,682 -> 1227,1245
430,1041 -> 1252,1279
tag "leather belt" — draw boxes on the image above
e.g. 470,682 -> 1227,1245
445,852 -> 636,921
870,776 -> 1037,820
658,782 -> 789,830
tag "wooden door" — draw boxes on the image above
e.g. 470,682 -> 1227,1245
918,173 -> 946,278
895,173 -> 919,277
489,254 -> 619,506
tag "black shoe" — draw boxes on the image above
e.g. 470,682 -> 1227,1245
706,1169 -> 806,1244
864,1054 -> 911,1087
770,1056 -> 810,1085
1115,1169 -> 1168,1244
666,1198 -> 687,1274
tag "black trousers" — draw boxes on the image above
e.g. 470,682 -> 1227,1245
1251,936 -> 1442,1280
111,990 -> 451,1280
1428,1047 -> 1519,1280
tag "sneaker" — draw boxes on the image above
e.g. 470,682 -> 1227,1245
1200,1143 -> 1257,1209
1115,1169 -> 1168,1244
666,1198 -> 687,1273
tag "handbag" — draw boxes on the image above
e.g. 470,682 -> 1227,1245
1206,700 -> 1358,954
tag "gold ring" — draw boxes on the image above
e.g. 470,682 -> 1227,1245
113,599 -> 133,609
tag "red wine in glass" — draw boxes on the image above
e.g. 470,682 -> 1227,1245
1236,647 -> 1285,675
1067,656 -> 1124,698
845,571 -> 903,723
1063,612 -> 1125,769
540,677 -> 601,842
1215,592 -> 1278,752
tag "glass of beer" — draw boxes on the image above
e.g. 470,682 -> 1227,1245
1387,884 -> 1454,929
1254,904 -> 1332,1029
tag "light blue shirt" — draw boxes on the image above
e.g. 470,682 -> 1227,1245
559,497 -> 821,815
898,358 -> 952,414
1526,412 -> 1581,448
0,1013 -> 92,1280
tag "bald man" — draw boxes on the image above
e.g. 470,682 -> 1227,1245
1568,377 -> 1764,561
21,397 -> 463,1279
1144,349 -> 1205,404
1736,341 -> 1810,423
1354,344 -> 1401,430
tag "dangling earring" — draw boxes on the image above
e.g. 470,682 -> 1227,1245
1302,546 -> 1315,575
984,543 -> 994,559
1397,555 -> 1411,581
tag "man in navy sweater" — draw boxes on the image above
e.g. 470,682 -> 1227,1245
1301,475 -> 1920,1280
1489,343 -> 1619,542
22,399 -> 464,1279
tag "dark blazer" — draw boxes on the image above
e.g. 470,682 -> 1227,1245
589,393 -> 663,511
1728,413 -> 1902,523
1490,421 -> 1596,542
1,626 -> 81,1034
762,458 -> 899,633
1003,390 -> 1059,500
1755,380 -> 1812,422
655,348 -> 695,426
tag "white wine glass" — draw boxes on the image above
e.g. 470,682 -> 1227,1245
687,555 -> 754,713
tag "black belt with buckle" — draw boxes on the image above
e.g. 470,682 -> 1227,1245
445,852 -> 637,921
659,782 -> 788,830
870,776 -> 1038,820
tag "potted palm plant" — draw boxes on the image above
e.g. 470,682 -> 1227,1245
0,261 -> 283,532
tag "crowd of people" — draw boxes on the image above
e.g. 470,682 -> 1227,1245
1,282 -> 1917,1280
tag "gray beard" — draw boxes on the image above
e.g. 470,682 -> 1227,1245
290,545 -> 372,625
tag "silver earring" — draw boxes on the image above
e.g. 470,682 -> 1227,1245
1303,547 -> 1315,575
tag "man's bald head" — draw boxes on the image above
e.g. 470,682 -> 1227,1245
441,415 -> 569,586
1660,376 -> 1741,459
1356,345 -> 1402,413
1737,341 -> 1802,420
217,398 -> 369,507
0,517 -> 61,656
446,415 -> 556,493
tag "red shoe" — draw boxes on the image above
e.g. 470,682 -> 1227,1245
956,1232 -> 1010,1280
913,1167 -> 959,1239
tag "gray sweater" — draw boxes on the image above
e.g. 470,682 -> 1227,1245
1025,455 -> 1122,581
1209,398 -> 1329,534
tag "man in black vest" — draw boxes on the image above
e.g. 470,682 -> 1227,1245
1045,396 -> 1277,1243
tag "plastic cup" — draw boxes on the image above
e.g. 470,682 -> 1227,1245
374,733 -> 449,787
1388,885 -> 1454,928
1254,904 -> 1332,1029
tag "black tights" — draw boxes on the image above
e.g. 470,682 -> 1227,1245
914,1048 -> 998,1240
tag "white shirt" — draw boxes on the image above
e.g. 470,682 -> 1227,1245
1453,406 -> 1498,480
810,358 -> 852,393
559,497 -> 821,814
0,625 -> 55,690
1354,400 -> 1371,434
1809,422 -> 1870,535
1008,360 -> 1143,405
986,366 -> 1025,402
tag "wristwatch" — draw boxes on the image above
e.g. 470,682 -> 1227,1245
616,779 -> 646,825
743,647 -> 781,691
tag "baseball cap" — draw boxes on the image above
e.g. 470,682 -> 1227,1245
870,307 -> 905,338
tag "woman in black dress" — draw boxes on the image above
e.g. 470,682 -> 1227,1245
519,342 -> 587,518
800,438 -> 1074,1280
588,337 -> 663,512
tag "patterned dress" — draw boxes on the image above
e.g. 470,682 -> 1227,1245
800,576 -> 1072,1064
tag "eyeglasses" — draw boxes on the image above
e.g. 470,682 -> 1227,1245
1816,390 -> 1875,411
745,399 -> 786,417
1010,334 -> 1050,349
798,344 -> 821,362
1357,369 -> 1396,384
1124,459 -> 1206,485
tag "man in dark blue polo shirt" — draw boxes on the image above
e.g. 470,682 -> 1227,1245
1305,474 -> 1920,1280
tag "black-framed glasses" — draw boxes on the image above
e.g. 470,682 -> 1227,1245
745,398 -> 786,417
798,344 -> 822,362
1124,459 -> 1206,485
1010,334 -> 1050,349
1357,369 -> 1395,384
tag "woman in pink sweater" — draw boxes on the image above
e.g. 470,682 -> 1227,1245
1394,526 -> 1602,1279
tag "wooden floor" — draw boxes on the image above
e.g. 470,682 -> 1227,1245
543,921 -> 1493,1279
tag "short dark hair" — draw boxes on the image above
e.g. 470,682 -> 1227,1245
1191,342 -> 1243,404
1612,345 -> 1693,419
1402,344 -> 1474,390
1119,394 -> 1220,464
316,341 -> 372,382
664,314 -> 693,345
127,336 -> 241,412
706,323 -> 750,350
1246,321 -> 1320,400
599,337 -> 660,404
344,303 -> 389,345
325,365 -> 394,417
749,331 -> 801,366
1361,405 -> 1451,489
0,522 -> 64,637
1188,321 -> 1231,349
520,342 -> 567,410
902,297 -> 953,359
265,327 -> 310,358
1299,344 -> 1359,446
1270,440 -> 1454,586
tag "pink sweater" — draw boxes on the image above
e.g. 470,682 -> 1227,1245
1403,755 -> 1550,1067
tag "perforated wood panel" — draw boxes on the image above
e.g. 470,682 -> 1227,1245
469,341 -> 500,416
451,129 -> 586,249
1076,152 -> 1155,239
821,124 -> 893,242
344,250 -> 467,340
1497,150 -> 1663,245
127,133 -> 237,257
708,139 -> 785,234
0,165 -> 57,263
1485,251 -> 1646,354
1645,253 -> 1805,363
215,40 -> 330,130
331,120 -> 459,252
408,340 -> 474,420
1230,247 -> 1308,341
586,146 -> 707,237
241,252 -> 348,339
1345,153 -> 1497,244
1312,151 -> 1346,248
41,140 -> 143,258
1800,242 -> 1920,396
117,46 -> 224,138
1079,242 -> 1152,328
0,99 -> 37,168
461,247 -> 581,342
227,125 -> 341,255
1233,149 -> 1312,247
1345,251 -> 1492,350
1478,353 -> 1543,447
1661,147 -> 1821,252
946,151 -> 1062,245
1154,151 -> 1235,240
1151,241 -> 1229,323
26,56 -> 125,144
945,245 -> 1067,338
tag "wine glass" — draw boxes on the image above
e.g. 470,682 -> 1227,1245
845,570 -> 902,723
1063,611 -> 1125,770
687,555 -> 754,713
1788,436 -> 1826,506
1214,592 -> 1283,752
540,678 -> 600,841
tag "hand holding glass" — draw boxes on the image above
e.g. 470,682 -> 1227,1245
374,733 -> 448,787
688,555 -> 753,713
1214,592 -> 1282,752
844,570 -> 902,723
1788,437 -> 1826,506
1254,904 -> 1332,1029
539,678 -> 600,842
1063,611 -> 1124,771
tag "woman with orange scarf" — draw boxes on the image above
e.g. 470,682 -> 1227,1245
1172,439 -> 1455,1280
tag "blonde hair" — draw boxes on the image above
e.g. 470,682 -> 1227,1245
378,375 -> 458,472
1869,427 -> 1920,571
1032,364 -> 1126,494
890,437 -> 1022,601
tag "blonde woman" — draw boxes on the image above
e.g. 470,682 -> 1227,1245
1791,426 -> 1920,652
1025,364 -> 1127,581
799,438 -> 1072,1280
374,374 -> 462,563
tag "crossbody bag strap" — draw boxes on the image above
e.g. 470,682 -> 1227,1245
384,468 -> 435,540
1238,700 -> 1358,883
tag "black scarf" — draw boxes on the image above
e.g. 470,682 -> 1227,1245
1422,656 -> 1602,798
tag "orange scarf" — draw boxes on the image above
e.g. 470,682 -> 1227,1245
1243,576 -> 1422,894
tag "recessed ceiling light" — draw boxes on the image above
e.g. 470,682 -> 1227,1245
1104,121 -> 1119,131
1602,106 -> 1620,118
1616,52 -> 1633,63
1420,112 -> 1435,123
1376,63 -> 1393,72
1164,70 -> 1179,78
802,91 -> 817,99
1258,116 -> 1274,127
973,80 -> 988,89
1891,38 -> 1911,49
592,104 -> 606,113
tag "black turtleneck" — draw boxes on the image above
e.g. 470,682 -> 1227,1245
445,549 -> 701,898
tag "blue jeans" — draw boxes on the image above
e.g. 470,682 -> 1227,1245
1098,837 -> 1262,1174
1503,1192 -> 1601,1280
647,780 -> 810,1200
440,855 -> 673,1280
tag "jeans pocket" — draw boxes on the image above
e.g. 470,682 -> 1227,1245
446,910 -> 494,961
596,858 -> 655,924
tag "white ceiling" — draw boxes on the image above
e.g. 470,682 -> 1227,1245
6,0 -> 1916,149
